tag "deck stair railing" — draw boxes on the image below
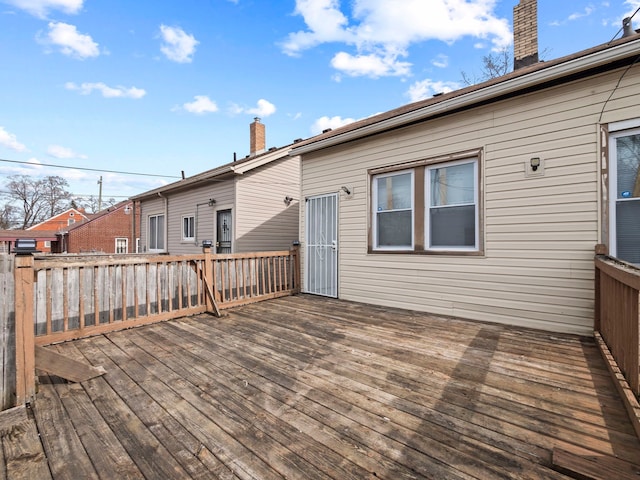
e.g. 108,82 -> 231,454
11,246 -> 300,406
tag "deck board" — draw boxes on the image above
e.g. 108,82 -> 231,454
9,294 -> 640,479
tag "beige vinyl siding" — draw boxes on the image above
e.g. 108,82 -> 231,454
234,155 -> 300,252
166,182 -> 235,255
300,66 -> 640,335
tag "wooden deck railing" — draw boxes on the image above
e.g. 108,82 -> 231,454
13,247 -> 300,405
594,255 -> 640,397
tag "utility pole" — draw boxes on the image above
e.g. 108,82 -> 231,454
97,176 -> 103,212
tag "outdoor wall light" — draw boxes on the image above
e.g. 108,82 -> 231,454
284,196 -> 294,206
530,157 -> 541,172
208,198 -> 216,206
123,204 -> 132,215
341,186 -> 351,195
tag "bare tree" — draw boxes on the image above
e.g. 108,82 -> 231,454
0,204 -> 18,229
3,175 -> 72,229
461,48 -> 512,86
73,195 -> 117,214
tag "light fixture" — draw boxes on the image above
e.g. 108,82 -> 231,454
530,157 -> 541,172
208,198 -> 216,206
341,186 -> 351,195
124,204 -> 132,215
284,196 -> 294,206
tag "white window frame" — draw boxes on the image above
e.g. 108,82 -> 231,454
425,158 -> 479,252
148,213 -> 165,252
608,124 -> 640,261
372,169 -> 415,251
115,237 -> 128,254
182,215 -> 195,242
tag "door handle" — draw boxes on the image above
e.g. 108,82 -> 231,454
331,240 -> 337,251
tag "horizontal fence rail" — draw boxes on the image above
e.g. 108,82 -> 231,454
594,255 -> 640,397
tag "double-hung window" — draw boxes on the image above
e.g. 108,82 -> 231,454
371,151 -> 481,254
148,214 -> 165,252
182,215 -> 195,242
609,125 -> 640,264
426,159 -> 478,250
372,170 -> 414,250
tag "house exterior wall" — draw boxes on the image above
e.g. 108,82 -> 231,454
234,155 -> 301,252
27,209 -> 88,253
66,204 -> 140,254
138,181 -> 235,254
299,65 -> 640,335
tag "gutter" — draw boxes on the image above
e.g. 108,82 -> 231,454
291,38 -> 640,156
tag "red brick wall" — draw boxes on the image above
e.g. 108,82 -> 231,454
29,209 -> 87,253
67,203 -> 140,254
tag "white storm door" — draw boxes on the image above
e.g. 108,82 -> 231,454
305,193 -> 338,297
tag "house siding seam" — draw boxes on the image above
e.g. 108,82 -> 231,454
299,65 -> 640,335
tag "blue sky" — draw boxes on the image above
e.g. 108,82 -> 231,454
1,0 -> 639,204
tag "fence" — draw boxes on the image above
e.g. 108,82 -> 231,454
594,255 -> 640,395
0,255 -> 15,410
5,247 -> 300,408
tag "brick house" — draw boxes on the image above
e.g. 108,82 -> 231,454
60,201 -> 140,254
26,208 -> 90,253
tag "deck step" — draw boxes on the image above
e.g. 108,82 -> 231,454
552,447 -> 640,480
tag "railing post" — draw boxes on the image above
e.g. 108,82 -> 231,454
291,242 -> 301,294
202,245 -> 214,311
14,254 -> 35,405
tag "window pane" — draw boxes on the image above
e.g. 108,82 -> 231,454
149,216 -> 157,249
617,134 -> 640,199
430,205 -> 475,248
430,162 -> 475,206
377,173 -> 412,211
616,200 -> 640,264
157,215 -> 165,250
377,210 -> 412,247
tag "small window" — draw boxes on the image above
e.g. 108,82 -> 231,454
426,159 -> 478,250
182,215 -> 195,241
44,241 -> 51,248
115,238 -> 128,254
372,170 -> 414,250
68,218 -> 75,226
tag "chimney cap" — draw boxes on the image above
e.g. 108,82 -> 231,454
254,117 -> 261,123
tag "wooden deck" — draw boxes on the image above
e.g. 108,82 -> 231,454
4,294 -> 640,479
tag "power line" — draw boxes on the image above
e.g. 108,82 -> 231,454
0,157 -> 181,179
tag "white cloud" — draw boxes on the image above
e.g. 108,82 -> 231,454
159,25 -> 198,63
2,0 -> 83,18
230,99 -> 277,117
282,0 -> 511,77
432,53 -> 448,68
65,82 -> 146,99
47,144 -> 87,159
406,78 -> 460,103
310,115 -> 356,135
42,22 -> 99,59
180,95 -> 218,114
330,51 -> 411,78
0,126 -> 27,151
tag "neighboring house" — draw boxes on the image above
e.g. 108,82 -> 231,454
131,118 -> 300,254
0,230 -> 58,254
60,201 -> 140,254
290,1 -> 640,335
27,208 -> 89,253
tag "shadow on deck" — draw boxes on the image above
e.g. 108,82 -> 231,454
2,294 -> 640,479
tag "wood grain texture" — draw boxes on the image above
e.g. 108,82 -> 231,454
3,295 -> 638,479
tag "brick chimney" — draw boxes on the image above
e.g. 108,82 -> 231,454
250,117 -> 265,156
513,0 -> 538,70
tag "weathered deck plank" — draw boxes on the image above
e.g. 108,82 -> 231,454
12,294 -> 640,479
